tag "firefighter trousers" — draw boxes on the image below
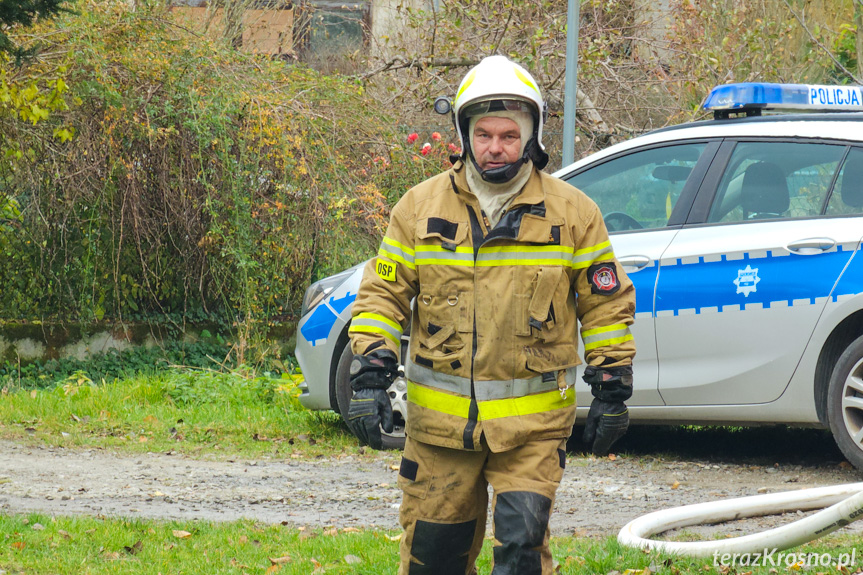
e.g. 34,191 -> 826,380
396,435 -> 568,575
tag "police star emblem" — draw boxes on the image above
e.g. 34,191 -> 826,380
733,265 -> 760,297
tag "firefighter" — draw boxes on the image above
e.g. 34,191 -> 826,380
347,55 -> 636,575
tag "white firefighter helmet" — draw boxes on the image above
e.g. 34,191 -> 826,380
452,55 -> 548,173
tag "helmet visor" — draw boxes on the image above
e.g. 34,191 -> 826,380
461,98 -> 536,119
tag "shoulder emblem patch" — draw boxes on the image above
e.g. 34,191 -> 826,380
376,259 -> 397,282
587,262 -> 620,295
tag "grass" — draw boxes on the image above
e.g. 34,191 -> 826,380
0,368 -> 356,458
1,370 -> 862,573
1,513 -> 861,574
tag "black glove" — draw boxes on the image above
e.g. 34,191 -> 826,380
347,350 -> 398,449
582,365 -> 632,456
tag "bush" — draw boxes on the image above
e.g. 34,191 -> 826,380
0,0 -> 398,331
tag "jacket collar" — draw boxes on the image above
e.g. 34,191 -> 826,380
450,159 -> 545,208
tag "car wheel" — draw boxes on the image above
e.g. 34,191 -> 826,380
334,341 -> 407,450
827,334 -> 863,470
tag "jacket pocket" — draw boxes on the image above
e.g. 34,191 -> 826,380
523,343 -> 581,373
519,267 -> 569,342
415,285 -> 466,366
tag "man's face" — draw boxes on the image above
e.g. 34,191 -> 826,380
472,116 -> 522,171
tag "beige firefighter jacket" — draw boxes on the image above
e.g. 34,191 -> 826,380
349,160 -> 636,452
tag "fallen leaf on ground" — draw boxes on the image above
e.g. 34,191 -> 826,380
11,541 -> 26,550
345,554 -> 362,564
124,540 -> 143,555
172,530 -> 192,539
269,556 -> 292,565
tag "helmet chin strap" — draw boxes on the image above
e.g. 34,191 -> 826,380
471,154 -> 527,184
468,136 -> 545,184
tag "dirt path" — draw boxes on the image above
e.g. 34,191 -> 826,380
2,433 -> 863,538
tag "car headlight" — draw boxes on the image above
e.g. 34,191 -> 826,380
300,264 -> 362,318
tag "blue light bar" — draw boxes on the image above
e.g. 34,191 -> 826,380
703,82 -> 863,116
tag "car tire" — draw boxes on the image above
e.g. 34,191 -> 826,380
334,341 -> 407,450
827,334 -> 863,470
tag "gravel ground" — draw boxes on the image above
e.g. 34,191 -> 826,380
2,429 -> 863,539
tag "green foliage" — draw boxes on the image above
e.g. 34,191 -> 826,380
0,0 -> 69,59
0,0 -> 396,336
0,368 -> 353,457
0,340 -> 235,390
1,512 -> 862,574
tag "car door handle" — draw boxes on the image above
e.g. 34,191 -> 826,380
618,255 -> 652,272
787,237 -> 836,255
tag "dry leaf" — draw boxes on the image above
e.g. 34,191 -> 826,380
104,551 -> 121,560
124,540 -> 144,555
269,556 -> 292,565
143,415 -> 159,424
671,481 -> 680,489
387,533 -> 402,542
138,436 -> 149,443
239,535 -> 249,544
266,565 -> 281,574
341,527 -> 360,533
324,528 -> 338,536
30,390 -> 37,398
58,530 -> 71,540
172,530 -> 192,539
344,554 -> 362,564
608,453 -> 617,461
11,541 -> 26,550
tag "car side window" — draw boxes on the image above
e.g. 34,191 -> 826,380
826,147 -> 863,216
707,141 -> 846,223
565,144 -> 707,232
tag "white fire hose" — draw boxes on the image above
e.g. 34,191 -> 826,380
618,482 -> 863,558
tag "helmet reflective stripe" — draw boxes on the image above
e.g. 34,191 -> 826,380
453,55 -> 547,164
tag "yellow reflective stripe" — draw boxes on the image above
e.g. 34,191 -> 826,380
480,245 -> 575,254
581,323 -> 629,338
479,387 -> 574,420
415,245 -> 474,254
572,240 -> 615,269
355,312 -> 401,331
382,236 -> 415,256
408,381 -> 471,418
514,67 -> 539,94
408,381 -> 574,421
455,70 -> 477,105
348,324 -> 400,346
583,334 -> 634,351
574,240 -> 611,257
379,237 -> 416,270
476,257 -> 572,267
349,313 -> 403,346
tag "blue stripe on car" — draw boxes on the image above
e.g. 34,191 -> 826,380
300,292 -> 357,346
651,247 -> 858,317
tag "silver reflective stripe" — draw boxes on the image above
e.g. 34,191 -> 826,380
476,249 -> 573,265
351,315 -> 402,343
415,246 -> 475,266
379,237 -> 415,268
581,324 -> 633,351
474,377 -> 559,400
406,359 -> 472,395
571,247 -> 614,268
405,359 -> 558,400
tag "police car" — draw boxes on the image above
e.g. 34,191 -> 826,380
295,83 -> 863,468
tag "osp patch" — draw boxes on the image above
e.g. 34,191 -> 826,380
587,262 -> 620,295
376,259 -> 397,282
